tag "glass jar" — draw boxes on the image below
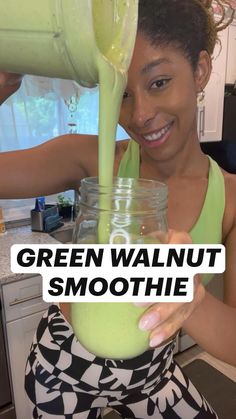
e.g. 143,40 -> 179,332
71,177 -> 168,359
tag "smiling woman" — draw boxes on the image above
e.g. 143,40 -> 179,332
119,35 -> 205,159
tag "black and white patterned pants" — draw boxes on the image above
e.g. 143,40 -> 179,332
25,305 -> 218,418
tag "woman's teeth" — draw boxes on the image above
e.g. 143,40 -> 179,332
143,123 -> 171,141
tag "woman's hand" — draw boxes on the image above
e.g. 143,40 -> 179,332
137,230 -> 206,347
0,72 -> 23,104
0,71 -> 23,86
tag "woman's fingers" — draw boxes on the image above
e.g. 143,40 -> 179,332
138,274 -> 205,347
134,230 -> 205,347
167,229 -> 192,244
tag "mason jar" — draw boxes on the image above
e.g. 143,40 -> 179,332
71,177 -> 168,359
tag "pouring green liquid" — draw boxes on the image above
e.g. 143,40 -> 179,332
70,1 -> 160,359
94,0 -> 137,244
71,0 -> 159,359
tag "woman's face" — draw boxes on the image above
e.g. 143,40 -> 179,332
119,33 -> 200,162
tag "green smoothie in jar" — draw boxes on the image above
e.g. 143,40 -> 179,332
72,178 -> 168,359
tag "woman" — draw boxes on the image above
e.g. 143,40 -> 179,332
1,1 -> 236,418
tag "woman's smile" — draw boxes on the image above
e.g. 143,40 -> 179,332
138,121 -> 174,148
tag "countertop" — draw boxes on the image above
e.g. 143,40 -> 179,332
0,224 -> 73,285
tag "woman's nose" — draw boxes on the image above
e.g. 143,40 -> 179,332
130,93 -> 156,128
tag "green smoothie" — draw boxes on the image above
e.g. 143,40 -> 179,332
71,303 -> 149,359
71,232 -> 164,359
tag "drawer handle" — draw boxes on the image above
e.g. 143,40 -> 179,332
9,293 -> 43,306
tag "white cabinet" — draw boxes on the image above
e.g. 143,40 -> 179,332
199,28 -> 228,142
226,23 -> 236,84
6,311 -> 45,419
2,275 -> 49,419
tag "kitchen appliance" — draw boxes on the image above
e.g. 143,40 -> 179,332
0,0 -> 138,87
0,299 -> 16,419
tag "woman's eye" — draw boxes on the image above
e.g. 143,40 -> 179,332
151,79 -> 170,89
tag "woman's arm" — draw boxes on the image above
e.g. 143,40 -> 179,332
183,217 -> 236,366
137,226 -> 236,366
0,134 -> 99,198
0,72 -> 23,104
183,290 -> 236,366
0,72 -> 100,198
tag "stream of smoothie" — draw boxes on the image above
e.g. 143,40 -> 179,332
93,0 -> 134,244
71,0 -> 152,359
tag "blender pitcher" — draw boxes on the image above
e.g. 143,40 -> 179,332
0,0 -> 138,87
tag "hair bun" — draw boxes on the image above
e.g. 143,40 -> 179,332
201,0 -> 235,31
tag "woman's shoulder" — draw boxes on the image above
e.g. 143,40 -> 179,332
223,170 -> 236,212
222,169 -> 236,191
222,170 -> 236,239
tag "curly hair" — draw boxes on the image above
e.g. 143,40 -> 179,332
138,0 -> 235,69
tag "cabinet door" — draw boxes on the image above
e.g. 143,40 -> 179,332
6,310 -> 45,419
226,23 -> 236,84
3,275 -> 48,322
199,28 -> 228,142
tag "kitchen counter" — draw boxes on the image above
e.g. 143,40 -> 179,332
0,224 -> 73,284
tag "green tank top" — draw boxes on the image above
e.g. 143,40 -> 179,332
117,140 -> 225,285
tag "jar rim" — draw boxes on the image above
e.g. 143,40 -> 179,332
79,177 -> 168,213
80,176 -> 168,194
